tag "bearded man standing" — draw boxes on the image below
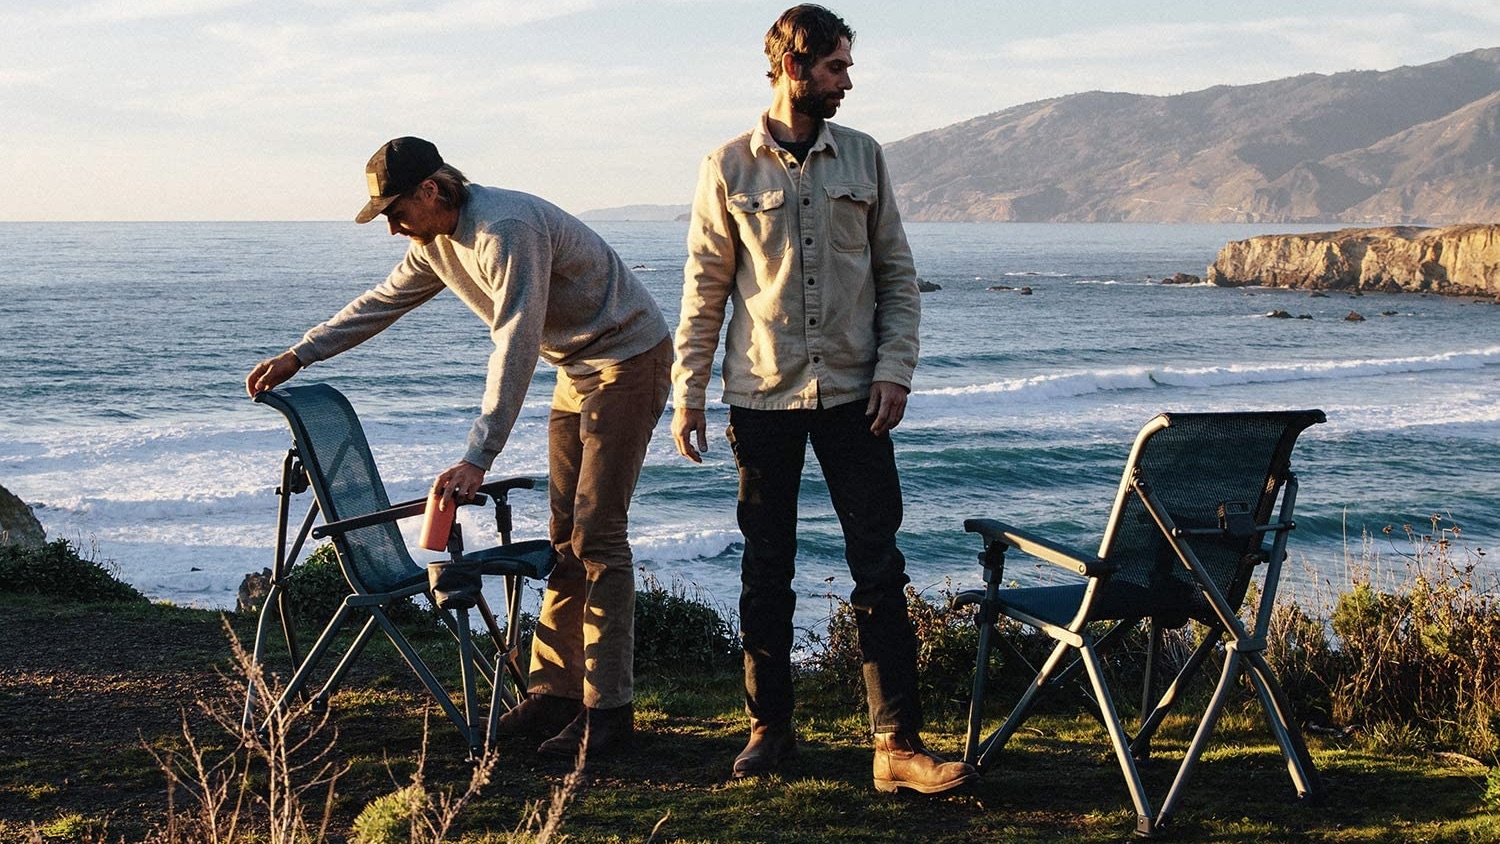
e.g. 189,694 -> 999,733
670,5 -> 975,794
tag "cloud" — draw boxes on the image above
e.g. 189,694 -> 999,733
6,0 -> 1500,220
340,0 -> 599,37
0,67 -> 53,88
59,0 -> 253,24
998,14 -> 1417,68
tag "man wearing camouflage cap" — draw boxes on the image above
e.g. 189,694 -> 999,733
246,136 -> 670,760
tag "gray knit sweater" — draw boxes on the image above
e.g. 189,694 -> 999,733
291,186 -> 668,469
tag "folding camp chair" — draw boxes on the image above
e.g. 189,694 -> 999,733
242,384 -> 557,758
954,410 -> 1325,837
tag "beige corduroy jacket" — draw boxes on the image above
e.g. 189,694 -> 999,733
673,114 -> 920,412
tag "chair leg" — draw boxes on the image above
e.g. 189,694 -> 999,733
964,608 -> 997,765
1157,648 -> 1241,829
1141,620 -> 1162,735
1050,620 -> 1132,730
243,581 -> 285,731
480,574 -> 529,750
1079,641 -> 1156,837
502,574 -> 530,694
453,608 -> 483,758
1133,626 -> 1222,759
310,614 -> 381,712
264,602 -> 355,732
1243,650 -> 1323,800
369,609 -> 472,740
977,638 -> 1073,769
274,585 -> 303,676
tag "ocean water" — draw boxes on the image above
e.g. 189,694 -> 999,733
3,221 -> 1497,631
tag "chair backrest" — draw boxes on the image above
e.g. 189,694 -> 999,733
257,384 -> 421,594
1090,410 -> 1325,624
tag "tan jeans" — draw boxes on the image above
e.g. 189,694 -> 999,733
526,337 -> 670,708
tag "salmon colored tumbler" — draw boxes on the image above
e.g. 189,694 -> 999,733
419,488 -> 456,552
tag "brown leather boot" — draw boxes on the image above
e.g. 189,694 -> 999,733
493,693 -> 583,739
872,732 -> 977,795
538,703 -> 635,759
732,719 -> 796,778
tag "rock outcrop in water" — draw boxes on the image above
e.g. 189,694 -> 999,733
0,484 -> 45,548
1205,225 -> 1500,297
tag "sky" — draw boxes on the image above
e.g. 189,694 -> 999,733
5,0 -> 1500,221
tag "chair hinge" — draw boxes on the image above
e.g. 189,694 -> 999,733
1226,636 -> 1266,654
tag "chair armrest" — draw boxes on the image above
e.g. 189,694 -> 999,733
479,476 -> 539,497
312,494 -> 491,539
949,588 -> 985,610
312,477 -> 537,540
964,517 -> 1115,578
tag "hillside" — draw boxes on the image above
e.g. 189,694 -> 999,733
885,48 -> 1500,223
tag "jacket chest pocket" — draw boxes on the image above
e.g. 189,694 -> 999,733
728,189 -> 787,259
825,183 -> 875,252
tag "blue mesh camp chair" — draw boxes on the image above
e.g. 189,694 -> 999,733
955,410 -> 1325,837
243,384 -> 556,757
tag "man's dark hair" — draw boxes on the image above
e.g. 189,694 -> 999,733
764,4 -> 855,85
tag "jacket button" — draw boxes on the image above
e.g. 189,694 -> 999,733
807,278 -> 815,286
804,237 -> 813,245
802,198 -> 810,206
809,318 -> 818,326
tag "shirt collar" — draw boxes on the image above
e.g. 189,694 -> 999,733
445,194 -> 479,249
751,112 -> 839,158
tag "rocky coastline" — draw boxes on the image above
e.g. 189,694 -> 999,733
1205,224 -> 1500,297
0,484 -> 44,549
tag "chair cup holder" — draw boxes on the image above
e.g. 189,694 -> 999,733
428,560 -> 482,610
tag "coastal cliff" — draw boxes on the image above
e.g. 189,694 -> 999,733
1205,225 -> 1500,296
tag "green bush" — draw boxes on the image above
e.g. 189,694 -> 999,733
279,552 -> 744,672
283,544 -> 430,628
0,539 -> 147,603
351,785 -> 423,844
1325,519 -> 1500,756
633,572 -> 741,673
803,584 -> 1011,718
1485,764 -> 1500,808
1263,600 -> 1337,724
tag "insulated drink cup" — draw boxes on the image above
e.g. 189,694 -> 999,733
419,489 -> 455,551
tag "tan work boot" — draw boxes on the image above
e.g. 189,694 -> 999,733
732,719 -> 796,778
872,731 -> 977,794
538,702 -> 635,759
493,693 -> 582,739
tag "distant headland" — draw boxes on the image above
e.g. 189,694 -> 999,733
576,204 -> 691,222
1205,224 -> 1500,297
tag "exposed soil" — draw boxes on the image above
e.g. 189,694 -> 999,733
0,601 -> 761,843
0,601 -> 238,840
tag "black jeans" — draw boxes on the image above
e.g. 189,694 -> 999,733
727,401 -> 921,734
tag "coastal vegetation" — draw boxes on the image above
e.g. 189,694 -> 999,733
2,523 -> 1498,842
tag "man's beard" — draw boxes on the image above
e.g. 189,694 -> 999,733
791,82 -> 841,120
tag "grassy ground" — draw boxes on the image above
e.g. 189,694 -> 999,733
1,596 -> 1496,843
